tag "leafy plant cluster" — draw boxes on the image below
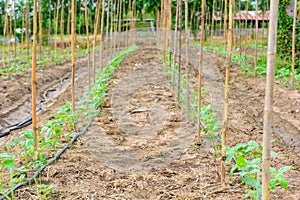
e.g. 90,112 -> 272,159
0,46 -> 89,80
204,43 -> 300,89
226,140 -> 294,199
0,46 -> 138,199
162,50 -> 221,155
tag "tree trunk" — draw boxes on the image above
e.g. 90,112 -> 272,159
221,0 -> 233,186
262,0 -> 279,198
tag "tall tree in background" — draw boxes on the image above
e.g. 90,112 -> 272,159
221,0 -> 233,186
262,0 -> 279,198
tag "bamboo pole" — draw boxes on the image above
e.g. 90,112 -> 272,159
172,1 -> 179,89
61,0 -> 65,50
100,0 -> 105,70
71,0 -> 76,112
85,0 -> 90,86
92,0 -> 101,82
197,0 -> 205,139
9,2 -> 12,66
2,0 -> 8,67
156,9 -> 160,47
168,0 -> 172,51
106,0 -> 110,53
291,0 -> 297,90
113,0 -> 118,54
211,0 -> 215,39
221,0 -> 233,186
244,0 -> 248,61
32,0 -> 38,152
262,0 -> 279,198
13,0 -> 16,58
223,0 -> 227,39
177,0 -> 182,100
48,0 -> 52,48
110,0 -> 114,57
185,0 -> 190,121
26,2 -> 30,58
55,0 -> 60,55
67,0 -> 71,35
39,0 -> 43,60
21,8 -> 25,53
254,0 -> 258,78
163,0 -> 167,69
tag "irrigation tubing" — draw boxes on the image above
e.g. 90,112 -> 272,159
0,75 -> 70,139
0,110 -> 96,200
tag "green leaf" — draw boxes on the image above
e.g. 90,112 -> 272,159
4,159 -> 14,167
278,166 -> 293,175
236,155 -> 247,167
279,178 -> 289,188
270,179 -> 277,189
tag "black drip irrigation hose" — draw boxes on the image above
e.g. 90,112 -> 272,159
0,76 -> 70,139
0,111 -> 96,200
0,102 -> 43,138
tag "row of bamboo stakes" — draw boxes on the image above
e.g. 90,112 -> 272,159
1,0 -> 298,199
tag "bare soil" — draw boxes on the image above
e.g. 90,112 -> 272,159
1,43 -> 299,199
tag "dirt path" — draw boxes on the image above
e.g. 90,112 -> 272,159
10,46 -> 300,199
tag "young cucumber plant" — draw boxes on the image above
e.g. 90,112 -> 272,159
226,140 -> 294,199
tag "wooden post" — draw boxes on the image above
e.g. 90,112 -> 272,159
262,0 -> 279,198
2,0 -> 8,67
67,0 -> 71,35
32,0 -> 38,152
221,0 -> 233,186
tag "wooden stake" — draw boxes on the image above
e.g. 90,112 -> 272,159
262,0 -> 279,198
163,0 -> 167,69
221,0 -> 233,186
71,0 -> 76,112
32,0 -> 38,152
67,0 -> 71,35
92,0 -> 101,82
